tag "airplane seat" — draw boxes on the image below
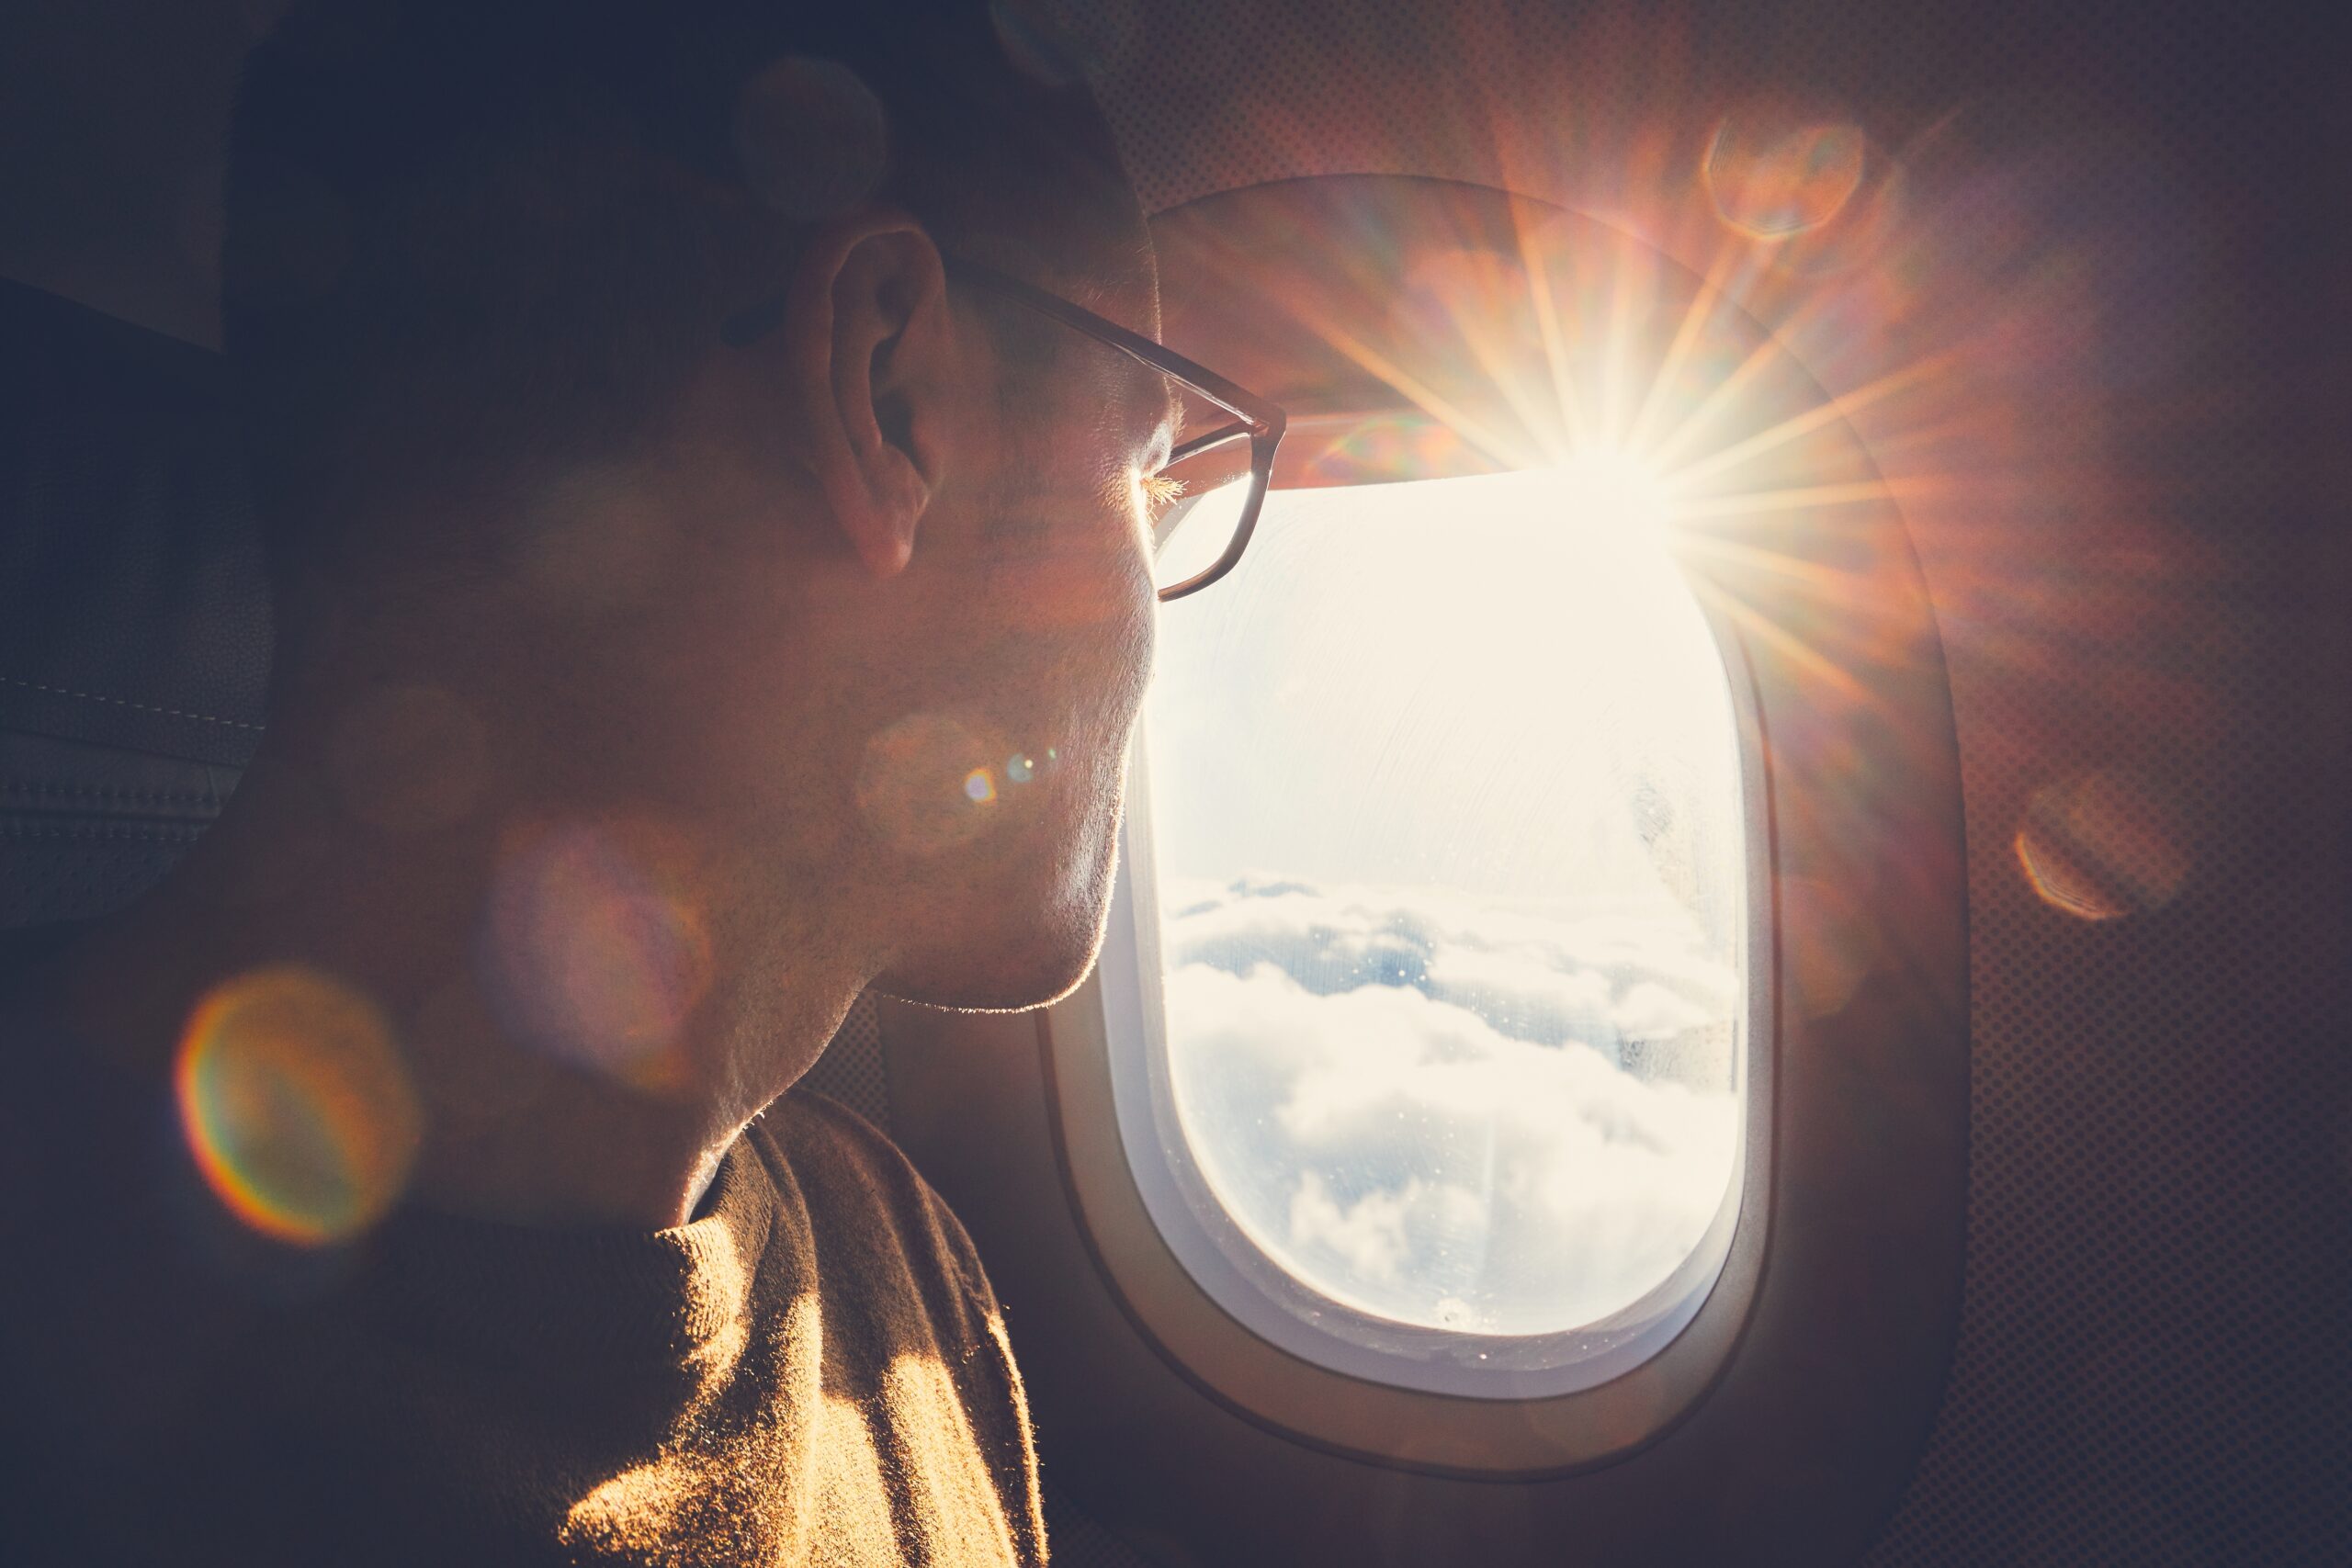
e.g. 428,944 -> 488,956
0,279 -> 267,931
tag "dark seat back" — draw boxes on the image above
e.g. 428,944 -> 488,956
0,281 -> 270,927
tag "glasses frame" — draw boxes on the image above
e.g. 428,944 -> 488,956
723,255 -> 1287,603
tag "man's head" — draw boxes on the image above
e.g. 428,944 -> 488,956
222,0 -> 1175,1054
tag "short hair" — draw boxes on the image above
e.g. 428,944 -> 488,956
222,0 -> 1143,606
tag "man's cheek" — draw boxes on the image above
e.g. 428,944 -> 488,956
986,541 -> 1143,631
1106,594 -> 1154,739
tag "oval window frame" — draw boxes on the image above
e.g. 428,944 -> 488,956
1042,573 -> 1770,1464
1027,177 -> 1962,1480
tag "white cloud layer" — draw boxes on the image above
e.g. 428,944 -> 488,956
1160,875 -> 1742,1336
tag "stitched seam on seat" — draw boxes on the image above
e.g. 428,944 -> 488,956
0,780 -> 218,807
0,675 -> 263,732
0,822 -> 206,842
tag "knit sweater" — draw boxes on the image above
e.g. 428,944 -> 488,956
0,1002 -> 1048,1566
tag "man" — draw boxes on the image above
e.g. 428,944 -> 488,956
0,1 -> 1209,1561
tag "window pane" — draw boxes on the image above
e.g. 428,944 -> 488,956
1143,461 -> 1746,1337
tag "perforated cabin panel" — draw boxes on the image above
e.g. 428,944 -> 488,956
1057,0 -> 2351,1560
1038,1478 -> 1161,1568
793,990 -> 895,1132
1864,618 -> 2351,1568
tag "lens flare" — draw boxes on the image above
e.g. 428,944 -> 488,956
175,966 -> 421,1246
990,0 -> 1142,86
481,820 -> 713,1089
732,56 -> 887,221
2016,771 -> 2190,921
1703,111 -> 1868,240
1782,874 -> 1881,1018
1293,412 -> 1490,487
855,712 -> 1005,854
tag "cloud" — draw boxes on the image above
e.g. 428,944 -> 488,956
1285,1170 -> 1415,1285
1165,877 -> 1735,1066
1158,875 -> 1742,1336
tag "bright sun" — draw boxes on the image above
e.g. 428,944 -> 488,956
1544,447 -> 1677,541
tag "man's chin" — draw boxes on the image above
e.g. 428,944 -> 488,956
870,935 -> 1102,1015
872,787 -> 1125,1012
872,857 -> 1120,1013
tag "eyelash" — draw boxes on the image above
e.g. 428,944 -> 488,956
1136,469 -> 1187,518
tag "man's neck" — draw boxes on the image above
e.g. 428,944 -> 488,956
55,741 -> 867,1233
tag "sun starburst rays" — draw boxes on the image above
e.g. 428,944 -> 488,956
1329,190 -> 1927,667
1160,85 -> 2096,764
1336,163 -> 1952,751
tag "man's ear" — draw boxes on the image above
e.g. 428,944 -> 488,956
781,213 -> 955,579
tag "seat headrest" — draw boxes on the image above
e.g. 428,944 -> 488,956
0,281 -> 272,929
0,280 -> 271,770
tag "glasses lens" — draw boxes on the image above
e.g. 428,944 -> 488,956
1149,426 -> 1255,596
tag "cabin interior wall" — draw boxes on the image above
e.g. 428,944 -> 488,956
1,0 -> 2344,1562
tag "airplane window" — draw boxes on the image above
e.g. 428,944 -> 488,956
1113,449 -> 1749,1376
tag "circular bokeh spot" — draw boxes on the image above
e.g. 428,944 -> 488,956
2016,769 -> 2190,920
1782,873 -> 1881,1018
855,712 -> 1002,855
176,966 -> 421,1246
480,821 -> 713,1090
1704,110 -> 1868,240
733,56 -> 888,221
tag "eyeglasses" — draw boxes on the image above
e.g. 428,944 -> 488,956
723,256 -> 1286,603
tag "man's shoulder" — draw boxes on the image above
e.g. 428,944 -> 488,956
752,1081 -> 919,1195
748,1086 -> 995,1311
750,1091 -> 1046,1565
